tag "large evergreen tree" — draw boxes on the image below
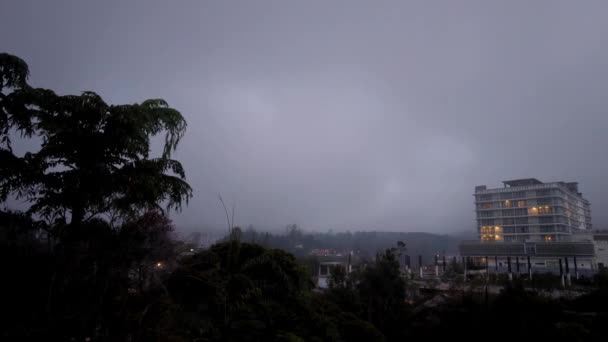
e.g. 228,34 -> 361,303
0,53 -> 191,227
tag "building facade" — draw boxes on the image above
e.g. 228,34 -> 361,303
460,179 -> 601,276
474,178 -> 592,243
572,230 -> 608,270
459,240 -> 597,275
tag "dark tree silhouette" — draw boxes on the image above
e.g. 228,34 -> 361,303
0,53 -> 191,228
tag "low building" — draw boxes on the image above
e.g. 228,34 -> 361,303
459,240 -> 596,276
315,253 -> 355,289
572,230 -> 608,269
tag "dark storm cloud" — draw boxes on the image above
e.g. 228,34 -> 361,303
2,0 -> 608,232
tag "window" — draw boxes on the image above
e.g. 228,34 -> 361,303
503,227 -> 515,233
481,234 -> 502,241
536,189 -> 551,197
478,194 -> 493,201
539,217 -> 554,224
480,211 -> 495,218
500,192 -> 514,200
528,207 -> 539,215
512,191 -> 526,198
515,217 -> 528,224
503,218 -> 514,225
514,208 -> 527,216
504,200 -> 512,208
537,198 -> 552,205
482,203 -> 493,209
540,225 -> 555,232
517,200 -> 526,207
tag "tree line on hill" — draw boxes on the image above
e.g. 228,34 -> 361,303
238,224 -> 461,261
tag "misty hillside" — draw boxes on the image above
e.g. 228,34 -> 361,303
231,227 -> 467,263
311,231 -> 464,261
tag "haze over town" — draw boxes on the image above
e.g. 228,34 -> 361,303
3,0 -> 608,232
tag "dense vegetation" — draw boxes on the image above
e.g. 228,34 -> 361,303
2,53 -> 608,341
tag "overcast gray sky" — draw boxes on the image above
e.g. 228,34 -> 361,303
2,0 -> 608,233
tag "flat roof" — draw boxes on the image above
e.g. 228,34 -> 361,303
459,241 -> 595,257
502,178 -> 543,187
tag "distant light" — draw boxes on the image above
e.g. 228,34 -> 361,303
156,262 -> 163,268
190,248 -> 194,252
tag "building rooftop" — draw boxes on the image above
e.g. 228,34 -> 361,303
476,178 -> 583,197
502,178 -> 543,187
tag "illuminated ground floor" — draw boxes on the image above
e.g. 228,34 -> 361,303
459,240 -> 598,276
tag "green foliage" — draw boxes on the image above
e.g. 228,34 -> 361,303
328,264 -> 347,289
357,249 -> 408,339
321,248 -> 408,340
1,209 -> 179,341
0,53 -> 192,225
528,272 -> 562,292
161,241 -> 379,341
0,53 -> 29,90
0,53 -> 29,151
